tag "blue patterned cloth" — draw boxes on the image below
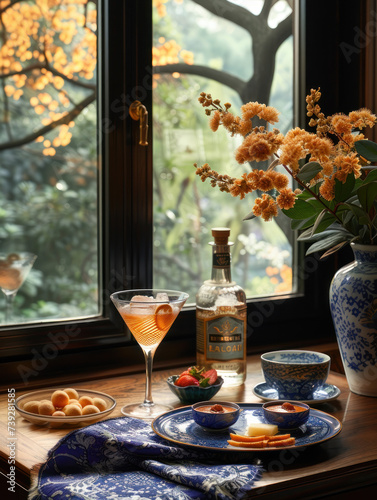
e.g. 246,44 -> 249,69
29,416 -> 262,499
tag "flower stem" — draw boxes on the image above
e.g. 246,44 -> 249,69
281,163 -> 343,224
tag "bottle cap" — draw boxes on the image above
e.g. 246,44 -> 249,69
212,227 -> 230,245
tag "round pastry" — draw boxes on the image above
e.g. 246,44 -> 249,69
51,390 -> 70,408
79,396 -> 94,408
63,388 -> 79,400
23,401 -> 40,414
63,404 -> 82,416
82,404 -> 100,415
38,401 -> 55,416
93,397 -> 107,412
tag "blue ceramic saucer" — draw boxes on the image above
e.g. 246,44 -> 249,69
253,382 -> 341,404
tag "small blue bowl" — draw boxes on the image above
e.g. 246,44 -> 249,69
262,401 -> 310,429
192,401 -> 240,430
166,375 -> 224,404
261,350 -> 330,400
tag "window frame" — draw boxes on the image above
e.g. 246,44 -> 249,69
0,0 -> 368,387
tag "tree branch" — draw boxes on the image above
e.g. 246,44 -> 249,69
191,0 -> 257,34
0,92 -> 95,151
0,62 -> 96,91
154,63 -> 246,95
270,14 -> 293,50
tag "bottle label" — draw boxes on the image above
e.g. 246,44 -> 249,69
213,252 -> 230,269
205,314 -> 245,360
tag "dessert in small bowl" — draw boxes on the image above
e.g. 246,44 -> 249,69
167,366 -> 223,404
262,401 -> 310,429
192,401 -> 240,430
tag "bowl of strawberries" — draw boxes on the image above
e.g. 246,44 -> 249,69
167,366 -> 224,404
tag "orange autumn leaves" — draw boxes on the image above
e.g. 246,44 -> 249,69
195,90 -> 377,222
0,0 -> 97,156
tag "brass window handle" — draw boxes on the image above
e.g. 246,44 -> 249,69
129,100 -> 148,146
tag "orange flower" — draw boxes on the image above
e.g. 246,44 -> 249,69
252,194 -> 278,221
334,152 -> 362,181
240,102 -> 263,121
235,134 -> 273,163
258,171 -> 278,192
279,141 -> 305,171
349,108 -> 377,129
209,110 -> 221,132
319,177 -> 335,201
276,188 -> 296,210
269,171 -> 289,190
229,174 -> 254,199
331,114 -> 352,135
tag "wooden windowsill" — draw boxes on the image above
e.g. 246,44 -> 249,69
1,342 -> 376,498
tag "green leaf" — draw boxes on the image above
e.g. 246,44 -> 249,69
312,211 -> 336,234
355,139 -> 377,161
291,215 -> 316,230
361,168 -> 377,184
296,162 -> 322,183
334,175 -> 355,202
320,240 -> 350,258
282,199 -> 317,220
343,202 -> 370,224
357,181 -> 377,213
243,211 -> 256,221
306,232 -> 353,255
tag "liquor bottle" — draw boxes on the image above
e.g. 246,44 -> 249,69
196,227 -> 247,386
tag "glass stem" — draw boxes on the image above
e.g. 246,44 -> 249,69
143,348 -> 155,406
5,293 -> 16,323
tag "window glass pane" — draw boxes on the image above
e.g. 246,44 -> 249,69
0,0 -> 99,325
153,0 -> 294,303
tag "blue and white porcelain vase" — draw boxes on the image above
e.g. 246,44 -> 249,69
330,243 -> 377,397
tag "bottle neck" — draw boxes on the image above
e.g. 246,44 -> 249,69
211,243 -> 232,283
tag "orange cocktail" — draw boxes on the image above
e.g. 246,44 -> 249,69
110,289 -> 188,419
120,302 -> 179,349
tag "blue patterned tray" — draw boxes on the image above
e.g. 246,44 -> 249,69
152,403 -> 342,452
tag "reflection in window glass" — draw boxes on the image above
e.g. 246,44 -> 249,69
0,1 -> 99,325
153,0 -> 294,303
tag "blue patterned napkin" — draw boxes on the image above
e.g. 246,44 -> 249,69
28,416 -> 262,499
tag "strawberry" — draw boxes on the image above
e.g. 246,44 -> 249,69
175,374 -> 200,387
202,369 -> 218,385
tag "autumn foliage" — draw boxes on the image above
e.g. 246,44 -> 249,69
0,0 -> 97,156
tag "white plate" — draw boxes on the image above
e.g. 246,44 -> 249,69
15,388 -> 116,427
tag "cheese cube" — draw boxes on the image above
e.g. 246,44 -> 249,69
247,423 -> 278,437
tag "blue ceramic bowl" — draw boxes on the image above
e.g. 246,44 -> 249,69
261,350 -> 330,400
262,401 -> 310,429
166,375 -> 224,404
192,401 -> 240,430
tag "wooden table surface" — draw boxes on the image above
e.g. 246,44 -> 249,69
1,346 -> 377,498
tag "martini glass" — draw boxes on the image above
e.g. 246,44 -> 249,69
111,289 -> 188,419
0,252 -> 37,323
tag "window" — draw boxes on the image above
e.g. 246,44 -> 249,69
0,0 -> 99,327
0,0 -> 368,385
152,0 -> 295,302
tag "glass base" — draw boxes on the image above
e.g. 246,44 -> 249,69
121,402 -> 173,420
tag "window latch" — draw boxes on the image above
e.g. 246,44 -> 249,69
129,100 -> 148,146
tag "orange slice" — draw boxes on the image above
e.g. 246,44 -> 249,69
229,433 -> 266,442
267,434 -> 292,442
266,437 -> 296,447
155,303 -> 174,330
227,439 -> 267,448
